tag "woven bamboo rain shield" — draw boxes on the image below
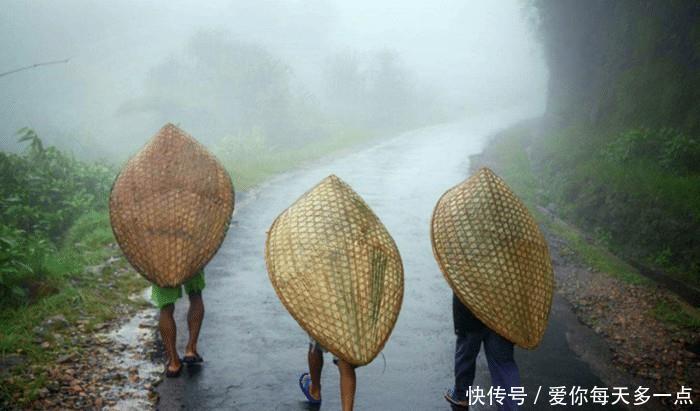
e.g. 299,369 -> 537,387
109,123 -> 235,288
265,175 -> 404,366
431,167 -> 553,349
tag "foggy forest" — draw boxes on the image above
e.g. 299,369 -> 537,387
0,1 -> 698,410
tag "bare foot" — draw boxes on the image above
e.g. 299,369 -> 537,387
168,360 -> 181,372
185,345 -> 199,358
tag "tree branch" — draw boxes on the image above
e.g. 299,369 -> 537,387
0,58 -> 70,78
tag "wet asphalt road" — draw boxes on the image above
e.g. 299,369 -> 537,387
157,111 -> 616,410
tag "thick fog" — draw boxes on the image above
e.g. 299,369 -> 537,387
0,0 -> 547,159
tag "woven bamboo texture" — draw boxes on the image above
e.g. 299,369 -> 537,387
265,175 -> 404,366
109,123 -> 235,288
431,167 -> 553,349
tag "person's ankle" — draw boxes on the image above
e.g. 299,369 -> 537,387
309,383 -> 321,400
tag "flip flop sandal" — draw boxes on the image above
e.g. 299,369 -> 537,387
183,353 -> 204,364
444,388 -> 469,410
298,372 -> 321,405
165,360 -> 183,378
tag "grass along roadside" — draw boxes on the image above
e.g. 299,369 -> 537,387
215,126 -> 376,190
0,211 -> 150,407
474,124 -> 699,329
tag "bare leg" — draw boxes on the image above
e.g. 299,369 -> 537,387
337,359 -> 356,411
185,292 -> 205,357
159,304 -> 180,371
308,344 -> 323,400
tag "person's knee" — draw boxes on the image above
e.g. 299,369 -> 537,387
160,303 -> 175,316
188,292 -> 204,309
455,332 -> 483,358
308,344 -> 324,358
484,336 -> 514,363
455,333 -> 471,353
486,349 -> 514,365
308,340 -> 325,355
336,359 -> 356,375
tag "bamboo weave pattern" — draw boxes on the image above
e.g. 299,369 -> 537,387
265,175 -> 404,366
109,123 -> 235,287
431,167 -> 553,349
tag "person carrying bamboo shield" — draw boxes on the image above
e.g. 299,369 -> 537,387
431,167 -> 554,411
109,124 -> 235,378
265,175 -> 404,411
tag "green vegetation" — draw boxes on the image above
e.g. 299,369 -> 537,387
528,0 -> 700,133
0,135 -> 148,404
0,117 -> 391,405
0,121 -> 383,311
524,0 -> 700,287
532,126 -> 700,286
0,221 -> 146,360
0,129 -> 114,308
0,130 -> 148,350
0,233 -> 147,405
480,126 -> 647,285
544,219 -> 648,286
653,299 -> 700,330
215,125 -> 374,190
0,120 -> 388,348
483,125 -> 700,329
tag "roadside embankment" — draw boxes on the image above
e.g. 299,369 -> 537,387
469,121 -> 699,409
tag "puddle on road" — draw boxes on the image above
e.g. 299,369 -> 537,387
99,288 -> 161,410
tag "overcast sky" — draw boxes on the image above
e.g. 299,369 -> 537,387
0,0 -> 547,155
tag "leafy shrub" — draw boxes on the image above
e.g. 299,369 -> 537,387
0,130 -> 115,307
63,211 -> 114,251
0,224 -> 54,307
0,128 -> 114,241
534,126 -> 700,286
603,128 -> 700,174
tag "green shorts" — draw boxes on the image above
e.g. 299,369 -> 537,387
150,271 -> 205,309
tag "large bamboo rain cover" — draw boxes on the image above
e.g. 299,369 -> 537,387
109,123 -> 235,288
431,167 -> 553,349
265,175 -> 404,366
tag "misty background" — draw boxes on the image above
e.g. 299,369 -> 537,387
2,3 -> 699,407
0,0 -> 547,160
